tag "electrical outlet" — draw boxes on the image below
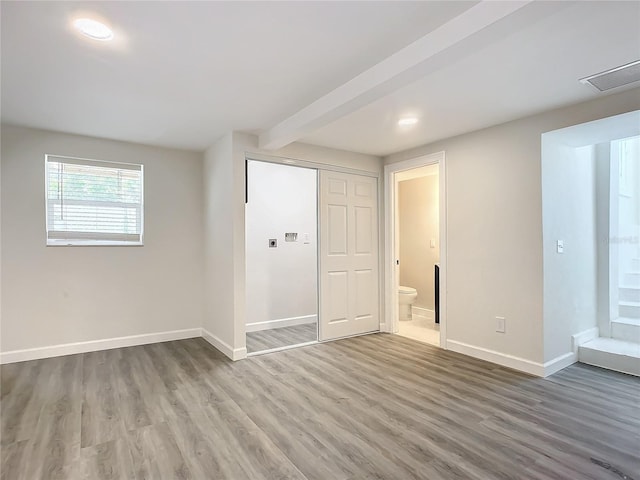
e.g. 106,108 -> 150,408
496,316 -> 506,333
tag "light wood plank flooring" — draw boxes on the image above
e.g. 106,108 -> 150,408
246,323 -> 317,353
1,334 -> 639,480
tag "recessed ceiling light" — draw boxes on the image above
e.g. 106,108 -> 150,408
398,117 -> 419,126
73,18 -> 114,41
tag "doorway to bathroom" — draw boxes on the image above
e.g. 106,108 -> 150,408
384,152 -> 447,348
245,160 -> 319,354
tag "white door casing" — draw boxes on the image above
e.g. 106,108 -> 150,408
319,171 -> 379,341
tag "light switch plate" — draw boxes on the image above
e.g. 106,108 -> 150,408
557,240 -> 564,254
430,239 -> 436,248
496,316 -> 506,333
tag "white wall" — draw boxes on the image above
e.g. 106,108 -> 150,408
1,125 -> 204,354
542,110 -> 640,354
541,142 -> 597,362
245,161 -> 317,328
398,175 -> 439,310
202,133 -> 237,355
385,87 -> 640,370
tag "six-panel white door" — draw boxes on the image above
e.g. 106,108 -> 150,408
319,171 -> 379,341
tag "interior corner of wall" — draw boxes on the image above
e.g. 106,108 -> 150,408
232,131 -> 258,152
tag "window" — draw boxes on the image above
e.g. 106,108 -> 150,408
45,155 -> 144,245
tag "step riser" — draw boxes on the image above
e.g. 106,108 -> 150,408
619,304 -> 640,318
611,322 -> 640,343
619,287 -> 640,302
579,347 -> 640,377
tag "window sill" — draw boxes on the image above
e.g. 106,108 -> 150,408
46,240 -> 144,247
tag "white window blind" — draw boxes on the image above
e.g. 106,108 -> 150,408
45,155 -> 144,245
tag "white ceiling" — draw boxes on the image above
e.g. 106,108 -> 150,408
302,1 -> 640,156
2,1 -> 639,157
0,1 -> 475,151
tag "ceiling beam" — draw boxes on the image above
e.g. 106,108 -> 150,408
259,0 -> 534,151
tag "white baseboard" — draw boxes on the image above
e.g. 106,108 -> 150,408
446,340 -> 545,377
0,328 -> 202,365
201,328 -> 246,361
542,352 -> 576,377
246,314 -> 316,333
412,306 -> 434,320
572,327 -> 599,354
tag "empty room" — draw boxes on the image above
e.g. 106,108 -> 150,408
1,1 -> 639,479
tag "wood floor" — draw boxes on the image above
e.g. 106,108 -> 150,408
1,334 -> 639,480
246,323 -> 317,353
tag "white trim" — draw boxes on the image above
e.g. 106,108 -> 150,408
543,352 -> 576,377
446,340 -> 545,377
246,340 -> 318,357
0,328 -> 201,364
246,314 -> 317,333
412,306 -> 434,320
202,328 -> 247,361
384,152 -> 447,349
245,151 -> 379,178
571,327 -> 599,354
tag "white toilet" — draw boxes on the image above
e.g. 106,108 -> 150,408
398,285 -> 418,321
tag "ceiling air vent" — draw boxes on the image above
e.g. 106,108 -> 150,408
580,60 -> 640,92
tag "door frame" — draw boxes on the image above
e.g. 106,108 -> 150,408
383,152 -> 447,348
244,153 -> 381,353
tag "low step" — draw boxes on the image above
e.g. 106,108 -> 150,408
611,317 -> 640,342
619,300 -> 640,319
579,338 -> 640,376
619,285 -> 640,302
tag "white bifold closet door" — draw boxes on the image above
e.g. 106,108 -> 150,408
319,170 -> 379,341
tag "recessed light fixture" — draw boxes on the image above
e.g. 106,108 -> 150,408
398,117 -> 419,126
73,18 -> 114,41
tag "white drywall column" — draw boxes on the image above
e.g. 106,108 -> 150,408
203,133 -> 247,358
595,143 -> 614,337
542,142 -> 598,363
